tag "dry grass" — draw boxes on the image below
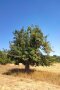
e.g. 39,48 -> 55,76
32,63 -> 60,74
0,63 -> 60,90
1,63 -> 60,86
3,69 -> 60,86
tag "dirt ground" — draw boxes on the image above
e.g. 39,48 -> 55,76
0,63 -> 60,90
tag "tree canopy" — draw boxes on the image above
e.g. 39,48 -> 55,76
8,26 -> 52,72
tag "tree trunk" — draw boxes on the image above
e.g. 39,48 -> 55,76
25,61 -> 30,72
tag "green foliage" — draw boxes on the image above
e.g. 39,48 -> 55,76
40,55 -> 52,66
8,25 -> 52,70
49,55 -> 60,63
0,50 -> 12,65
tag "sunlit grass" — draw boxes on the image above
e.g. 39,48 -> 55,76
3,66 -> 60,86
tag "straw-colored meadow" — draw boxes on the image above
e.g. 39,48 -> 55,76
0,63 -> 60,90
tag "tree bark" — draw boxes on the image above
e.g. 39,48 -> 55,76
25,61 -> 30,72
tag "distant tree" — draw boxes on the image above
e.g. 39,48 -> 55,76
0,50 -> 11,64
8,25 -> 52,72
52,55 -> 60,63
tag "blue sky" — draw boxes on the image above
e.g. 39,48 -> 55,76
0,0 -> 60,55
